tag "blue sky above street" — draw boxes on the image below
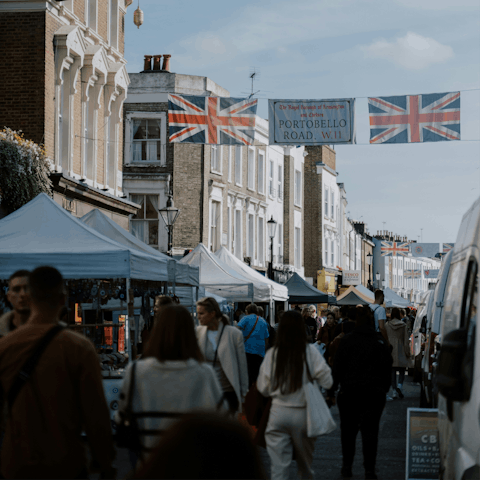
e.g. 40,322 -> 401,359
124,0 -> 480,243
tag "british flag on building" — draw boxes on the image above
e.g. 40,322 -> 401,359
368,92 -> 460,144
168,95 -> 258,145
443,243 -> 455,253
381,241 -> 410,257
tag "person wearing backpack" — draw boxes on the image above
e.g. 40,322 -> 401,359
369,290 -> 391,349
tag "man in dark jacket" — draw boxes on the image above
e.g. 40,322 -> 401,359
327,306 -> 392,480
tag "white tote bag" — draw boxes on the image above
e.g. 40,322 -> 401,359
304,354 -> 336,438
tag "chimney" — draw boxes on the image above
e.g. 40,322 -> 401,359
162,54 -> 171,72
143,55 -> 152,71
153,55 -> 162,71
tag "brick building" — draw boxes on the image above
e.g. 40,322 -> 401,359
0,0 -> 137,226
123,57 -> 305,278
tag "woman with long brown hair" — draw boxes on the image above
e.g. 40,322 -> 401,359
116,305 -> 225,462
257,310 -> 333,480
196,297 -> 249,415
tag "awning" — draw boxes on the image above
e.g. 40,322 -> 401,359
284,273 -> 329,304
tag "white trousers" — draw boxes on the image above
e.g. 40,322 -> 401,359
265,404 -> 316,480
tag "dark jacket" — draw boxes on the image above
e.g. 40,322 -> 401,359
330,325 -> 392,394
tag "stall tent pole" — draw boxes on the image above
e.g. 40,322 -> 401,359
126,278 -> 132,362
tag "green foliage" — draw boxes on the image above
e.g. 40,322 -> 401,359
0,128 -> 53,215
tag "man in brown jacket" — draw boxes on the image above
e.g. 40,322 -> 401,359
0,266 -> 115,479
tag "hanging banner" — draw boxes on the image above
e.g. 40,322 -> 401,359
409,243 -> 441,258
442,243 -> 455,253
404,270 -> 422,279
424,270 -> 440,279
268,98 -> 356,145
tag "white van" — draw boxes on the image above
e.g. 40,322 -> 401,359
435,196 -> 479,480
421,250 -> 454,408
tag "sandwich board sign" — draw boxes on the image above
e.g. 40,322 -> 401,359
406,408 -> 440,480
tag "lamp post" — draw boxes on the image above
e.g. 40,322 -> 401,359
367,252 -> 373,290
375,271 -> 380,290
159,194 -> 180,257
267,216 -> 277,280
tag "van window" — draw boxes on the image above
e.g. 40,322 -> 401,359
461,258 -> 478,398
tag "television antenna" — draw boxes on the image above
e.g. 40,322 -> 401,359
247,67 -> 261,99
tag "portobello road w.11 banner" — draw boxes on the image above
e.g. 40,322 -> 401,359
268,99 -> 356,145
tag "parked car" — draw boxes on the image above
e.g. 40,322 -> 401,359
411,290 -> 434,385
421,250 -> 453,408
435,196 -> 479,480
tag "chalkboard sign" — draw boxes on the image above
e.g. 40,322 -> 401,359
406,408 -> 440,480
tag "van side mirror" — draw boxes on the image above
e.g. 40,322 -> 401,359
435,329 -> 468,402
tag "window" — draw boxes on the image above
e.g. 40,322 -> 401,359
331,190 -> 334,218
258,217 -> 264,266
109,0 -> 118,49
105,115 -> 116,188
277,164 -> 283,198
295,227 -> 301,268
257,151 -> 265,194
228,146 -> 233,182
211,145 -> 222,174
83,85 -> 96,182
331,239 -> 334,266
234,209 -> 242,259
269,160 -> 275,196
247,148 -> 255,190
277,224 -> 283,262
209,201 -> 220,252
324,186 -> 329,215
132,119 -> 162,162
130,195 -> 159,248
235,146 -> 242,185
86,0 -> 97,31
294,170 -> 302,206
227,205 -> 232,252
247,214 -> 254,258
325,237 -> 329,265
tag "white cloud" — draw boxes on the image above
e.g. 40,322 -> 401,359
362,32 -> 454,70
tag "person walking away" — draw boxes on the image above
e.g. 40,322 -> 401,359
238,303 -> 270,387
257,310 -> 333,480
316,312 -> 337,362
0,266 -> 115,479
0,270 -> 30,338
369,290 -> 391,348
385,308 -> 410,399
116,304 -> 225,464
196,297 -> 248,414
327,306 -> 392,479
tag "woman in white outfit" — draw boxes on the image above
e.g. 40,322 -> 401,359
257,310 -> 333,480
116,305 -> 225,462
196,297 -> 249,415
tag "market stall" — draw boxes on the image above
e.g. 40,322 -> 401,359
384,287 -> 412,308
284,272 -> 330,304
336,285 -> 373,305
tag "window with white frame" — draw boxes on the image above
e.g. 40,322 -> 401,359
277,164 -> 283,198
211,145 -> 222,174
132,119 -> 162,162
324,235 -> 329,265
295,227 -> 301,268
83,84 -> 96,182
324,186 -> 329,216
331,190 -> 334,218
228,146 -> 233,182
209,201 -> 220,252
247,148 -> 255,190
235,146 -> 242,185
331,239 -> 335,266
227,205 -> 232,252
234,209 -> 242,259
277,224 -> 283,262
105,115 -> 116,188
258,217 -> 264,266
269,160 -> 275,196
86,0 -> 97,31
247,214 -> 254,259
294,170 -> 302,206
109,0 -> 118,50
257,151 -> 265,194
130,195 -> 159,248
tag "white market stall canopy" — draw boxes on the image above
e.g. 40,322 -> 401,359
179,243 -> 254,302
0,193 -> 175,281
81,209 -> 199,287
384,287 -> 412,308
214,246 -> 288,302
336,286 -> 374,306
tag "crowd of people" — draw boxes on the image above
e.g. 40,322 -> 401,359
0,266 -> 416,479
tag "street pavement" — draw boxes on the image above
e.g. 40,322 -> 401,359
107,375 -> 420,479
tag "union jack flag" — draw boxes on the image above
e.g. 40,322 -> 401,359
443,243 -> 455,253
168,95 -> 258,145
368,92 -> 460,144
381,241 -> 410,257
404,269 -> 421,278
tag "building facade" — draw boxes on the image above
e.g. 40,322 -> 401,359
0,0 -> 136,225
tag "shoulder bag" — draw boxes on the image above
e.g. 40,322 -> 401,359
304,350 -> 336,438
244,316 -> 259,343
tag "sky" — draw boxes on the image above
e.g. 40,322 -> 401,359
124,0 -> 480,243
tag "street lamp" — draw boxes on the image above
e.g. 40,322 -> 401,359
159,194 -> 180,256
375,271 -> 380,289
267,216 -> 277,280
367,252 -> 373,290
